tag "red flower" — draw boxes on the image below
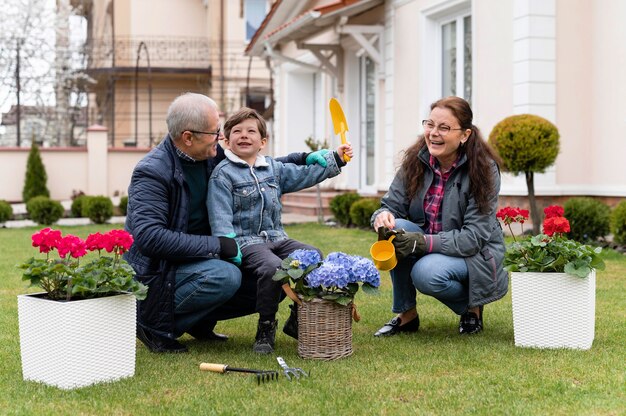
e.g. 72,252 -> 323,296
31,228 -> 62,254
57,235 -> 87,259
496,207 -> 529,225
543,216 -> 571,237
85,232 -> 107,252
544,205 -> 564,219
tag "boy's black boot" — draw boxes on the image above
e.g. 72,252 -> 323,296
253,319 -> 278,354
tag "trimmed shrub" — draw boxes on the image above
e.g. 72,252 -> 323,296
119,196 -> 129,216
329,192 -> 362,226
610,200 -> 626,245
22,143 -> 50,202
0,200 -> 13,223
84,196 -> 114,224
489,114 -> 559,234
26,196 -> 64,225
349,198 -> 380,228
71,195 -> 91,218
563,197 -> 610,242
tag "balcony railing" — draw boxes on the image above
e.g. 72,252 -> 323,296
85,36 -> 213,69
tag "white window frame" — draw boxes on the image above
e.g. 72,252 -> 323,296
420,0 -> 472,119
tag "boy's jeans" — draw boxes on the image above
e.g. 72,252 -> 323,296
391,219 -> 470,315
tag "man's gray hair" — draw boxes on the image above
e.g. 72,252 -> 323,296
166,93 -> 217,139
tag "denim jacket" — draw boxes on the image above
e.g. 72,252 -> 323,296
208,149 -> 341,249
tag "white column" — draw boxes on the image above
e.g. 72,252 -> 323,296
513,0 -> 556,122
86,125 -> 108,196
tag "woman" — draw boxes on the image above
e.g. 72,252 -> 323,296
371,96 -> 507,336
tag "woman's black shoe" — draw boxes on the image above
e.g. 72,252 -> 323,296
459,306 -> 483,335
374,314 -> 420,337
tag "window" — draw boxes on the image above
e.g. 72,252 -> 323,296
360,56 -> 376,188
441,15 -> 472,103
245,0 -> 267,42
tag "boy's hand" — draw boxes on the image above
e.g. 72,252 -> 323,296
337,143 -> 353,162
305,149 -> 329,167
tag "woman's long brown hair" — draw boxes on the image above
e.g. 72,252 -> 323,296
402,97 -> 501,215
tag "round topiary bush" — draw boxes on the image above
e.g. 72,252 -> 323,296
563,197 -> 610,242
329,192 -> 362,226
349,198 -> 380,228
83,196 -> 114,224
71,195 -> 91,218
610,200 -> 626,245
26,196 -> 64,225
119,196 -> 128,216
489,114 -> 559,234
0,200 -> 13,223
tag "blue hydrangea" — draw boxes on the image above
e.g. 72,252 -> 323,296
289,249 -> 322,269
306,262 -> 351,289
350,257 -> 380,287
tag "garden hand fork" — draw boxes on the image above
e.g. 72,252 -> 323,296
276,356 -> 308,380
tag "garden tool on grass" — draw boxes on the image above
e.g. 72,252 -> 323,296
329,98 -> 351,162
199,363 -> 279,385
276,356 -> 309,380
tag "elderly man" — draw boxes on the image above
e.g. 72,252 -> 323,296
125,93 -> 323,352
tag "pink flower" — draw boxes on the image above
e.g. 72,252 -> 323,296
496,207 -> 529,225
103,229 -> 134,254
31,228 -> 62,254
85,232 -> 107,252
56,234 -> 87,259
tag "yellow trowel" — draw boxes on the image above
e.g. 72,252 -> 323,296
329,98 -> 351,162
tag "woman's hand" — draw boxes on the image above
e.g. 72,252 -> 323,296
374,211 -> 396,230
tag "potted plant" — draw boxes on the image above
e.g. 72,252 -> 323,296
17,228 -> 147,389
497,206 -> 605,350
273,250 -> 380,360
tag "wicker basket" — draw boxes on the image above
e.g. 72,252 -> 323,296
297,297 -> 353,360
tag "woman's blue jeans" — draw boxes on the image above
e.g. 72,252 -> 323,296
391,219 -> 469,315
173,259 -> 241,337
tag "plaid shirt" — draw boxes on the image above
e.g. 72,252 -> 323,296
424,155 -> 457,234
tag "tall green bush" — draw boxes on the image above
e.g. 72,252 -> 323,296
71,195 -> 90,218
329,192 -> 362,226
563,197 -> 610,242
609,200 -> 626,245
489,114 -> 559,234
22,143 -> 50,203
26,196 -> 64,225
349,198 -> 380,228
83,196 -> 114,224
0,200 -> 12,223
119,196 -> 129,216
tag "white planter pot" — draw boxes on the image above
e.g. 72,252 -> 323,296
17,292 -> 137,389
511,270 -> 596,350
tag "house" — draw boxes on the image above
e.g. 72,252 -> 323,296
245,0 -> 626,206
73,0 -> 274,147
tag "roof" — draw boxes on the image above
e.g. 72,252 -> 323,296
246,0 -> 383,56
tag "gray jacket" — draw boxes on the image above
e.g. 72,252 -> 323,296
371,148 -> 508,307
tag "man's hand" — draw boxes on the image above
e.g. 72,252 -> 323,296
392,230 -> 427,262
218,233 -> 242,266
305,149 -> 329,167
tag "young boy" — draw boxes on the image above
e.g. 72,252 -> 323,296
207,107 -> 353,354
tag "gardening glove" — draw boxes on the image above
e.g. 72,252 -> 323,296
392,230 -> 427,262
305,149 -> 329,167
218,233 -> 242,266
377,226 -> 398,241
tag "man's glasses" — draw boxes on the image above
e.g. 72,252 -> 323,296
422,120 -> 463,136
187,126 -> 221,138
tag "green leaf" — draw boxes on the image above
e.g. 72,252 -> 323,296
272,269 -> 289,282
361,284 -> 379,295
334,296 -> 353,306
287,268 -> 303,279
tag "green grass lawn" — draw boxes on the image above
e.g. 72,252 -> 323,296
0,224 -> 624,415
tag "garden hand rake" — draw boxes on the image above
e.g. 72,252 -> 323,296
276,356 -> 309,380
199,363 -> 279,385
